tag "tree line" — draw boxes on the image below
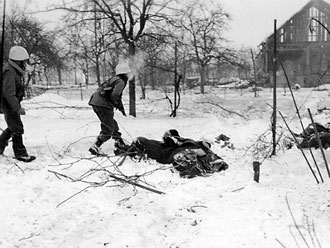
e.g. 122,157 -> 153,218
2,0 -> 253,116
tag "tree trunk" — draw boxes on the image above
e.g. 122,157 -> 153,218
85,63 -> 89,88
95,54 -> 101,86
139,76 -> 146,99
129,42 -> 136,117
200,66 -> 205,94
57,66 -> 62,85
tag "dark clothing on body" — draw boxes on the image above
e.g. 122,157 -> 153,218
295,122 -> 330,149
120,131 -> 229,178
134,137 -> 204,164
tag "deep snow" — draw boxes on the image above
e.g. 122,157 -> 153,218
0,85 -> 330,248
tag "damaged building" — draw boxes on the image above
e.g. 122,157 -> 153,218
257,0 -> 330,87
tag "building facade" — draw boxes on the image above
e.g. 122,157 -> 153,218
258,0 -> 330,87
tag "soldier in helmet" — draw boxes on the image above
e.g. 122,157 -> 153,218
0,45 -> 36,162
88,62 -> 132,155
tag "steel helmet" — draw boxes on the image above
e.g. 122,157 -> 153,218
115,63 -> 131,75
162,129 -> 181,145
9,46 -> 29,61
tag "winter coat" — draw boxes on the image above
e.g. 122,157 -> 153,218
126,134 -> 229,178
296,122 -> 330,149
1,62 -> 25,113
134,136 -> 215,164
88,76 -> 127,112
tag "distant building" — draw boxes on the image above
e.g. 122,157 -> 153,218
257,0 -> 330,87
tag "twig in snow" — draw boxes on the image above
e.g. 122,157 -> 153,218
48,155 -> 165,208
14,162 -> 25,173
19,232 -> 41,241
286,195 -> 311,248
187,205 -> 207,213
275,238 -> 288,248
64,136 -> 100,153
103,170 -> 165,195
231,187 -> 245,192
56,185 -> 100,208
305,216 -> 322,248
196,101 -> 248,119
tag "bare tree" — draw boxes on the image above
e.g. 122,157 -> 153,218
92,0 -> 179,116
137,34 -> 170,97
177,0 -> 231,94
51,0 -> 178,116
6,12 -> 64,85
57,9 -> 122,87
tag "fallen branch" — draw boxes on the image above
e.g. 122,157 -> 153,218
49,166 -> 165,205
14,162 -> 25,173
56,185 -> 99,208
48,154 -> 166,207
19,232 -> 41,241
275,238 -> 288,248
231,187 -> 245,192
107,172 -> 165,195
286,195 -> 311,248
196,101 -> 247,119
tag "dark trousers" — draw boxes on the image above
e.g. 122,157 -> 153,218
0,107 -> 27,156
92,106 -> 122,144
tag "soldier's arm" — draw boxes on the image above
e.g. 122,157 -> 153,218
111,80 -> 126,107
2,71 -> 21,112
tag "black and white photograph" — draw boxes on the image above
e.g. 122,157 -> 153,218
0,0 -> 330,247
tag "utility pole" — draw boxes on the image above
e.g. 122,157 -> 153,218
0,0 -> 7,108
173,42 -> 178,117
250,48 -> 257,97
94,2 -> 101,86
272,19 -> 277,156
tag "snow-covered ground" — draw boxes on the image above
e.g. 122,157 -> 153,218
1,85 -> 330,248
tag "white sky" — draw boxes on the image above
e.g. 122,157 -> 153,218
221,0 -> 313,48
12,0 -> 330,48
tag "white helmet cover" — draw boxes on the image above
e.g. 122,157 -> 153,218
9,46 -> 29,61
115,63 -> 131,75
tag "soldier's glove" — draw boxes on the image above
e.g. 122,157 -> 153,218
120,108 -> 127,116
18,107 -> 26,115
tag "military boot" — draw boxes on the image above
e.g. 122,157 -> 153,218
0,129 -> 11,155
89,138 -> 104,156
114,138 -> 130,156
12,134 -> 36,162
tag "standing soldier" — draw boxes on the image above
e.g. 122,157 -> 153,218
88,62 -> 132,155
0,45 -> 36,162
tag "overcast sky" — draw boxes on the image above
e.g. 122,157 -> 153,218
221,0 -> 314,48
12,0 -> 329,48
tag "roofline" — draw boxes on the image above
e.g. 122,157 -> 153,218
260,0 -> 330,45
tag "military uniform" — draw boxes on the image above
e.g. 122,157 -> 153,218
89,75 -> 128,154
0,62 -> 29,157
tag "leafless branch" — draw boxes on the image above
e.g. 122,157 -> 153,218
196,101 -> 247,119
48,149 -> 167,207
286,195 -> 312,248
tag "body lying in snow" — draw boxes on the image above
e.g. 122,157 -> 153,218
115,129 -> 229,178
294,122 -> 330,149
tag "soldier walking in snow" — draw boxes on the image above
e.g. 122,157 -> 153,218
0,46 -> 36,162
88,62 -> 132,155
